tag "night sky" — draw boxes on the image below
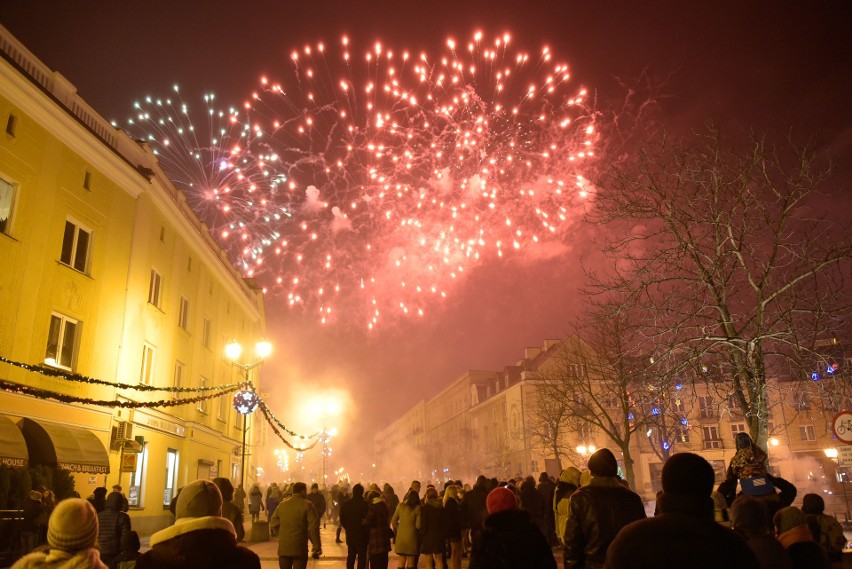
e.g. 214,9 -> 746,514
3,1 -> 851,476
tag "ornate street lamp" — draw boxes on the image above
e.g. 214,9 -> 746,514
226,339 -> 271,494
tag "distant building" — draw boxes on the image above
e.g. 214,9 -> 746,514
0,24 -> 267,534
376,335 -> 852,516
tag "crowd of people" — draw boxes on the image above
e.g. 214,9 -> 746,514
9,433 -> 850,569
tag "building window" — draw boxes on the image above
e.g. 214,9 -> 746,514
60,220 -> 91,273
217,391 -> 227,422
799,425 -> 816,441
797,392 -> 811,410
731,423 -> 746,439
45,313 -> 79,370
202,318 -> 211,348
198,377 -> 209,413
140,343 -> 155,385
677,425 -> 690,444
83,171 -> 91,190
148,270 -> 162,307
178,297 -> 190,330
5,114 -> 17,136
702,426 -> 722,449
0,177 -> 16,235
698,396 -> 715,418
164,449 -> 179,507
173,361 -> 185,399
128,442 -> 148,507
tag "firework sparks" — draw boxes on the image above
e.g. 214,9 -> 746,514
121,32 -> 597,329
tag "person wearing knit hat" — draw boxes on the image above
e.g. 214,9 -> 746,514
469,487 -> 555,569
553,467 -> 581,547
562,449 -> 645,569
801,493 -> 846,564
773,506 -> 831,568
136,480 -> 260,569
587,448 -> 619,478
12,498 -> 107,569
605,453 -> 758,569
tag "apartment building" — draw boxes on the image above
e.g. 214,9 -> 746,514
0,24 -> 266,534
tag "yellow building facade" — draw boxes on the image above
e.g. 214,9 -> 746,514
0,24 -> 267,534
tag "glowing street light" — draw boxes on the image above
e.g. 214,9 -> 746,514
225,339 -> 271,494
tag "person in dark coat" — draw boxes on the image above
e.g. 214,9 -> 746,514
20,490 -> 44,554
382,483 -> 400,524
774,506 -> 831,569
114,530 -> 141,569
88,487 -> 108,514
461,475 -> 489,549
469,486 -> 556,569
730,495 -> 793,569
306,483 -> 327,529
605,453 -> 759,569
97,492 -> 132,569
802,493 -> 847,565
137,479 -> 260,569
336,485 -> 351,543
519,477 -> 546,532
339,483 -> 370,569
213,477 -> 245,543
419,487 -> 446,568
563,448 -> 646,569
537,472 -> 557,545
266,484 -> 282,524
443,486 -> 463,569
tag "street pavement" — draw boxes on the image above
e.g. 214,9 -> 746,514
242,521 -> 565,569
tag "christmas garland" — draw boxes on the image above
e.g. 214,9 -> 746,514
0,378 -> 238,408
1,355 -> 322,443
258,401 -> 320,451
0,355 -> 239,393
257,399 -> 320,440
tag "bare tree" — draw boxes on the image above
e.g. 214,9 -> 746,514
588,125 -> 851,449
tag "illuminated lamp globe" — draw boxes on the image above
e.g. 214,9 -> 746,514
225,341 -> 243,361
233,387 -> 259,415
255,340 -> 272,359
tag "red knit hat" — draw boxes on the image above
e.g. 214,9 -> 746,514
486,487 -> 518,514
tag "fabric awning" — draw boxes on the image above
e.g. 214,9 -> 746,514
0,414 -> 28,467
19,418 -> 110,474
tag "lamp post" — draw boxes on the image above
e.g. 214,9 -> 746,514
226,339 -> 271,495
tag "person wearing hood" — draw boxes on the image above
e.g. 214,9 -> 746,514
97,492 -> 132,569
12,498 -> 107,569
469,486 -> 555,569
554,467 -> 581,547
248,484 -> 264,523
563,449 -> 645,569
419,487 -> 446,569
605,453 -> 758,569
773,506 -> 831,569
364,489 -> 392,569
137,479 -> 260,569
